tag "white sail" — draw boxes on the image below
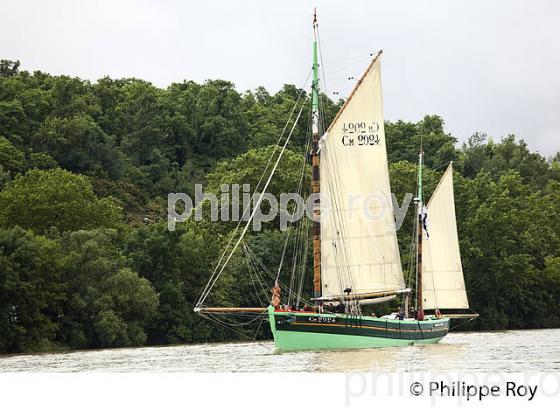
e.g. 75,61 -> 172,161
319,53 -> 405,297
422,164 -> 469,309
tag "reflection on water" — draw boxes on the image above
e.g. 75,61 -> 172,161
1,329 -> 559,372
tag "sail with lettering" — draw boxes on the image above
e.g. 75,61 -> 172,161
422,164 -> 469,309
319,53 -> 405,298
195,10 -> 477,352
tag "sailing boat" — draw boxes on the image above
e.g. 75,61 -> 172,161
195,11 -> 476,351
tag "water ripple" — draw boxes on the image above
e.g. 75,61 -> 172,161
1,329 -> 559,372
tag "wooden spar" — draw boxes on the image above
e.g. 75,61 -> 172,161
311,9 -> 321,301
195,307 -> 267,314
416,150 -> 425,320
440,313 -> 480,319
417,213 -> 424,315
424,309 -> 480,319
312,288 -> 410,303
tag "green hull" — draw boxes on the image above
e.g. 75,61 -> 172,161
273,328 -> 445,351
268,306 -> 449,351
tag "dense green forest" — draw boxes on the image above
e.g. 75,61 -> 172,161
1,59 -> 559,354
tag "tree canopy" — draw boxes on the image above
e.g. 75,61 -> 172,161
0,168 -> 122,234
0,59 -> 559,353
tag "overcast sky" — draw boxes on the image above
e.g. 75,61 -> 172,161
1,0 -> 559,156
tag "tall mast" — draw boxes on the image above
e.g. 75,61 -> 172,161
311,8 -> 321,300
416,150 -> 425,320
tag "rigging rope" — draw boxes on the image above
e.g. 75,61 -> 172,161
196,100 -> 307,308
196,71 -> 312,308
244,243 -> 314,307
200,313 -> 272,353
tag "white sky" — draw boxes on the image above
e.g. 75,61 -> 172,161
1,0 -> 559,156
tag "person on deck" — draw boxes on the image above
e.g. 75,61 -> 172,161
337,303 -> 346,314
397,308 -> 405,320
271,282 -> 281,309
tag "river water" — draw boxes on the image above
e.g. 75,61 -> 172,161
1,329 -> 559,372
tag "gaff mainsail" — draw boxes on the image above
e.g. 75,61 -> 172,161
319,52 -> 406,298
195,12 -> 476,351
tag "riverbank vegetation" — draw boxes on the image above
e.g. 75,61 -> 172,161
1,59 -> 559,353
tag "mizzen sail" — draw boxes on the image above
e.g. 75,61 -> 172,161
422,164 -> 469,309
319,52 -> 405,298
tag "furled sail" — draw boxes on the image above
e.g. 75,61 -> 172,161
422,164 -> 469,309
319,52 -> 405,298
